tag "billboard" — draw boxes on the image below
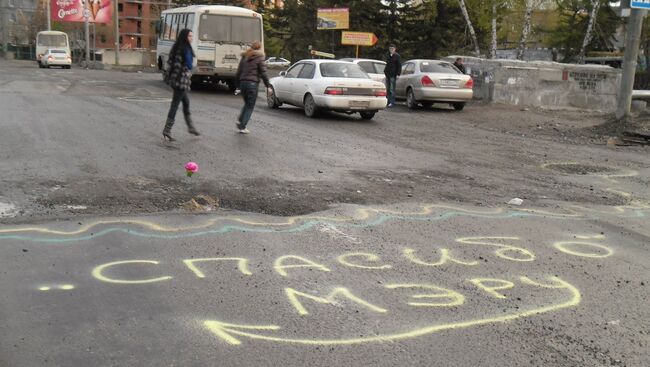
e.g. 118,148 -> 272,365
51,0 -> 113,24
317,8 -> 349,30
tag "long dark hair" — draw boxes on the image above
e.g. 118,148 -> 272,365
170,29 -> 195,59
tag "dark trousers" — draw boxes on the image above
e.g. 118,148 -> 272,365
386,76 -> 397,105
167,88 -> 190,121
238,81 -> 259,129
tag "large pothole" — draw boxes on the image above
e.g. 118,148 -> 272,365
544,163 -> 616,175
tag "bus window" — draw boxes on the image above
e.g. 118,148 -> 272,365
186,14 -> 194,30
38,34 -> 67,47
199,14 -> 231,42
163,14 -> 172,40
170,14 -> 179,41
231,17 -> 261,43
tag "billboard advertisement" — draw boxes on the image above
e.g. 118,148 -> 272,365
317,8 -> 349,30
51,0 -> 113,24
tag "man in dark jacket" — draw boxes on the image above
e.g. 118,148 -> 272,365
453,57 -> 466,74
235,41 -> 271,133
384,44 -> 401,107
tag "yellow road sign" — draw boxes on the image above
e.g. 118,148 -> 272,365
341,32 -> 378,47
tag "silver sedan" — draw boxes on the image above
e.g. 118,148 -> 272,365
396,59 -> 473,111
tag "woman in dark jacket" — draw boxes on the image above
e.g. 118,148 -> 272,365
235,41 -> 271,134
162,28 -> 199,141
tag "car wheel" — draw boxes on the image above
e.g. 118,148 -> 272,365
360,111 -> 376,120
406,88 -> 418,110
267,87 -> 281,109
452,102 -> 465,111
421,102 -> 433,109
38,63 -> 44,68
304,94 -> 318,118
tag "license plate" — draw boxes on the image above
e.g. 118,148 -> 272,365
440,79 -> 459,87
349,100 -> 370,108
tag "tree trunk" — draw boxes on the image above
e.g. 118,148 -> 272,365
578,0 -> 602,63
490,2 -> 498,59
516,0 -> 534,60
458,0 -> 481,56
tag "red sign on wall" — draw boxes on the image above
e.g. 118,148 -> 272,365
51,0 -> 113,24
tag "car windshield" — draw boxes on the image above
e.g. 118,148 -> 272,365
419,62 -> 461,74
320,63 -> 368,78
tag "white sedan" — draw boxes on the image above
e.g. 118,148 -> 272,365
39,49 -> 72,69
396,59 -> 473,110
267,60 -> 387,120
340,58 -> 386,83
265,57 -> 291,68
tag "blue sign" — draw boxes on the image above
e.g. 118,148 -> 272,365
631,0 -> 650,9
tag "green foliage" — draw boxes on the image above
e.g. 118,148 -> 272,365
268,0 -> 476,61
547,0 -> 619,62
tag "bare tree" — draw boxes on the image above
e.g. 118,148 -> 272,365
577,0 -> 601,63
458,0 -> 481,56
516,0 -> 534,60
490,1 -> 498,58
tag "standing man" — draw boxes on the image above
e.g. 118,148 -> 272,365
384,44 -> 401,108
453,57 -> 466,74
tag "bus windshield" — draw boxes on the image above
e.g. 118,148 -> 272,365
198,14 -> 261,43
38,34 -> 68,47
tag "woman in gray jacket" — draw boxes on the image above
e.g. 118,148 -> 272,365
235,41 -> 271,134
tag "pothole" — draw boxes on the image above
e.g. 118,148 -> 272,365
544,163 -> 616,175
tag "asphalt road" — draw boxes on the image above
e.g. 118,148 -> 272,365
0,60 -> 649,366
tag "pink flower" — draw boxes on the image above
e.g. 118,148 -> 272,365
185,162 -> 199,177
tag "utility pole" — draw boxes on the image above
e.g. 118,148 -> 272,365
114,0 -> 120,65
46,0 -> 51,30
83,2 -> 90,67
616,3 -> 647,120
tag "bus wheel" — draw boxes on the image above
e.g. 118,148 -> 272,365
157,57 -> 163,70
226,81 -> 237,93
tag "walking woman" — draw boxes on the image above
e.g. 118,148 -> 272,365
162,29 -> 200,141
235,41 -> 271,134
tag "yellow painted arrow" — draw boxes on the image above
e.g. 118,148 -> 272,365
204,276 -> 581,346
203,321 -> 281,345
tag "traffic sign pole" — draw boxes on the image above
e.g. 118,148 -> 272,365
84,4 -> 90,67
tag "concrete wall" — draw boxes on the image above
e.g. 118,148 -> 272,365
101,49 -> 156,67
444,56 -> 622,112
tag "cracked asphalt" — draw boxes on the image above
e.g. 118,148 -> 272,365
0,59 -> 648,366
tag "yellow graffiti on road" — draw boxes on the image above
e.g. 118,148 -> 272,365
183,257 -> 253,277
203,276 -> 581,346
92,260 -> 173,284
553,241 -> 614,258
456,237 -> 536,262
403,248 -> 479,267
285,287 -> 388,316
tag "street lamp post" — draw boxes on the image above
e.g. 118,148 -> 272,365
83,1 -> 90,67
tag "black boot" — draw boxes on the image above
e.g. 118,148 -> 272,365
163,118 -> 176,141
185,114 -> 200,136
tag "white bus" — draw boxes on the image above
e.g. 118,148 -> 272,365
156,5 -> 264,91
36,31 -> 70,63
